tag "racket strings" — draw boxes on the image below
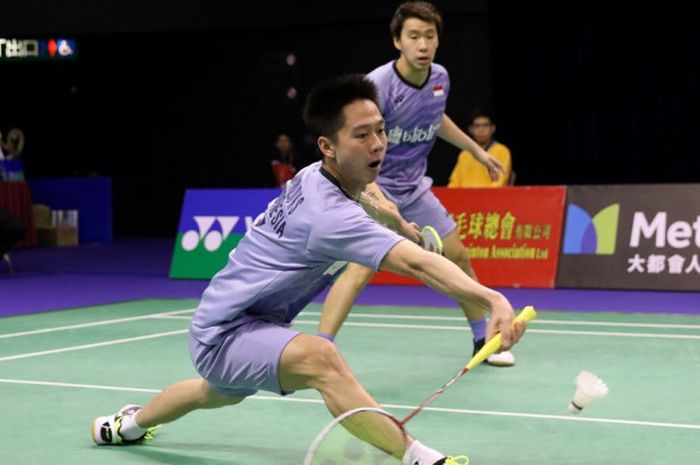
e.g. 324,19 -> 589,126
306,308 -> 537,465
306,409 -> 406,465
340,410 -> 406,458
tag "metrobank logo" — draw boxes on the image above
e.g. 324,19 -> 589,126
562,203 -> 620,255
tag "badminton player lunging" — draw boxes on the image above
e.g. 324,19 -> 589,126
91,75 -> 527,465
318,1 -> 516,366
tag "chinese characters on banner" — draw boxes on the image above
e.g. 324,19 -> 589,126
372,186 -> 567,288
627,253 -> 700,275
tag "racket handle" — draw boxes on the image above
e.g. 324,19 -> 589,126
465,306 -> 537,370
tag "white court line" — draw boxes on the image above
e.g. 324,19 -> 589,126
2,311 -> 697,363
0,308 -> 195,340
301,311 -> 700,330
293,321 -> 700,340
155,313 -> 700,331
378,402 -> 700,431
0,377 -> 698,431
156,316 -> 700,340
0,329 -> 188,362
0,378 -> 161,394
3,307 -> 698,343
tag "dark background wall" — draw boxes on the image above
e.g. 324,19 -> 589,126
1,1 -> 698,236
489,2 -> 700,186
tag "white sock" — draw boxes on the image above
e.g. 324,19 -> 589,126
402,440 -> 445,465
119,413 -> 147,440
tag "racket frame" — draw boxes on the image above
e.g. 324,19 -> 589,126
421,225 -> 444,255
304,307 -> 537,464
303,407 -> 406,465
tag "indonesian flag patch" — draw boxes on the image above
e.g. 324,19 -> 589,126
433,84 -> 444,97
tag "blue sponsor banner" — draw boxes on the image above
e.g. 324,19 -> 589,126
170,189 -> 280,279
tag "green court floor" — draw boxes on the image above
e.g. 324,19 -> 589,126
1,299 -> 699,464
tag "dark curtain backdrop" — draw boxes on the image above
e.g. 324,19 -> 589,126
489,2 -> 700,186
1,1 -> 698,235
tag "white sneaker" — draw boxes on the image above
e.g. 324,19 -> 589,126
487,350 -> 515,367
91,404 -> 158,445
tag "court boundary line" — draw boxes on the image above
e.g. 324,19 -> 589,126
0,377 -> 698,431
302,311 -> 700,330
154,316 -> 700,340
3,315 -> 699,364
294,321 -> 700,340
0,308 -> 195,340
4,321 -> 695,364
2,306 -> 698,342
0,329 -> 188,362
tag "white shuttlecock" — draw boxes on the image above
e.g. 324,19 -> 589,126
569,371 -> 609,414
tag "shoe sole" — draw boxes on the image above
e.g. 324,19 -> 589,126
91,406 -> 142,445
91,415 -> 115,445
486,348 -> 516,367
487,360 -> 515,367
91,417 -> 100,445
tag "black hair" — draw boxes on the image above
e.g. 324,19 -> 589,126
303,74 -> 379,142
390,1 -> 443,39
469,109 -> 496,126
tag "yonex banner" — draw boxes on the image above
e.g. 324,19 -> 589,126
556,184 -> 700,290
169,189 -> 279,279
372,186 -> 567,288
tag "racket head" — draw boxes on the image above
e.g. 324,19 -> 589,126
304,407 -> 407,465
421,225 -> 444,255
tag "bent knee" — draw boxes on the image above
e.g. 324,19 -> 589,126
281,335 -> 356,391
306,339 -> 354,387
312,339 -> 346,372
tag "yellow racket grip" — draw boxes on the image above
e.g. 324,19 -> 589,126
465,306 -> 537,370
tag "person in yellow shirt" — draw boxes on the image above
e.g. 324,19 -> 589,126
448,112 -> 512,187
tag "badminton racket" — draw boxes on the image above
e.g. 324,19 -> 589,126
303,306 -> 537,465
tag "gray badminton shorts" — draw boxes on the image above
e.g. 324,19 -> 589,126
189,319 -> 301,397
398,188 -> 457,238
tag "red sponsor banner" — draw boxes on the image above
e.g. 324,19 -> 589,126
372,186 -> 567,288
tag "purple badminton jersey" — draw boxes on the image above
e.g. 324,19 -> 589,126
190,161 -> 404,345
368,61 -> 450,205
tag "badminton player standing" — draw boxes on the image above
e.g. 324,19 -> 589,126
318,1 -> 516,366
91,75 -> 526,465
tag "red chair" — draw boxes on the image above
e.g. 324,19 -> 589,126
271,161 -> 296,187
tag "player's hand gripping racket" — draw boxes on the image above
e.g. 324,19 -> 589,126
303,306 -> 537,465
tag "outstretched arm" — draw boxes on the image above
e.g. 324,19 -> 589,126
380,240 -> 525,349
316,184 -> 419,341
438,114 -> 505,181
